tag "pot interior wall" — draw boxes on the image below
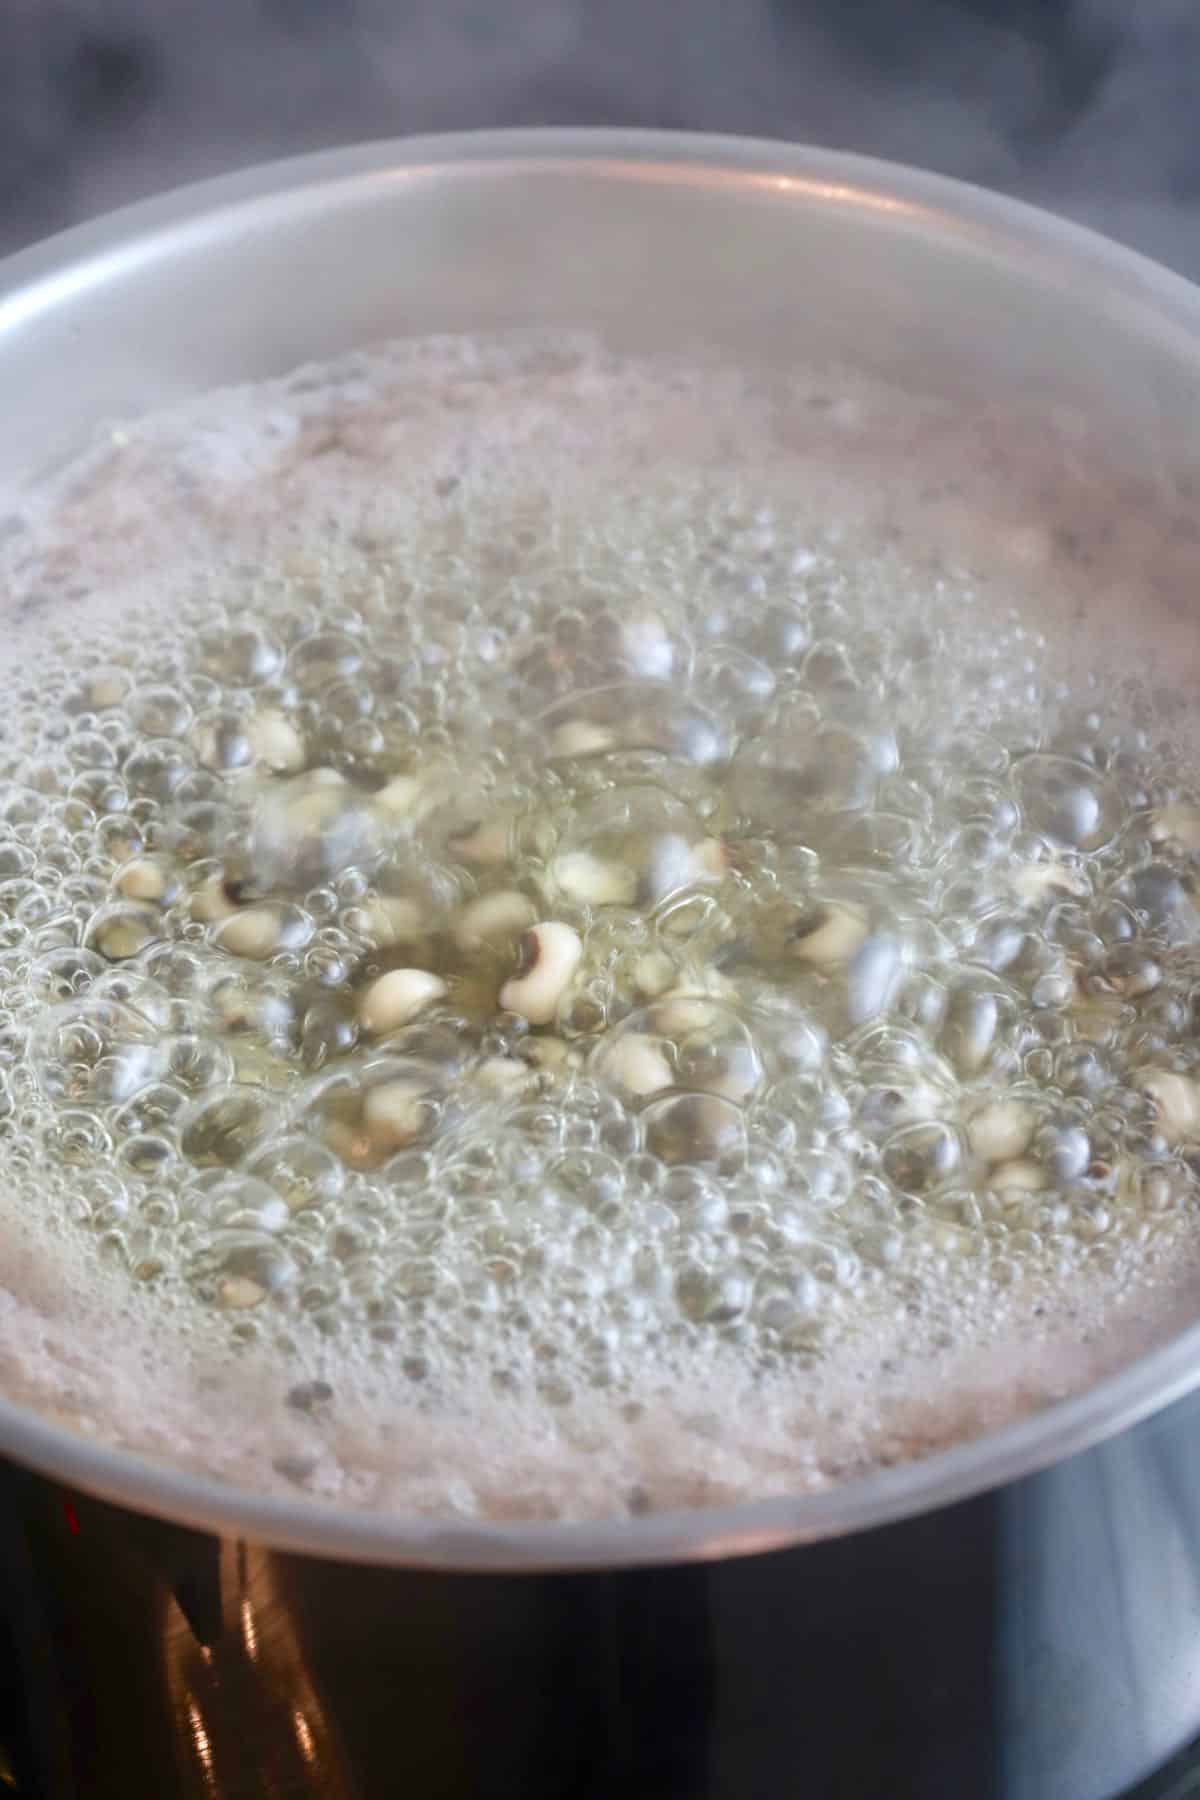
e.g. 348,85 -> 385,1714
0,141 -> 1196,517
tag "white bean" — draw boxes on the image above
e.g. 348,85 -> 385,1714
692,1043 -> 762,1103
215,906 -> 287,961
991,1158 -> 1047,1194
1150,803 -> 1200,852
374,774 -> 424,817
363,1079 -> 430,1149
549,720 -> 616,758
520,1036 -> 580,1073
475,1057 -> 535,1096
499,921 -> 583,1024
632,951 -> 677,997
453,890 -> 537,952
219,1276 -> 266,1310
192,876 -> 237,923
651,996 -> 720,1037
92,905 -> 159,961
644,1092 -> 745,1166
688,838 -> 728,883
323,1118 -> 374,1167
448,818 -> 514,865
601,1033 -> 674,1098
1010,862 -> 1089,906
248,709 -> 306,773
1139,1069 -> 1200,1145
968,1099 -> 1035,1164
550,851 -> 637,908
1071,988 -> 1127,1043
353,895 -> 426,947
789,902 -> 869,968
88,672 -> 128,709
651,971 -> 735,1035
115,857 -> 169,903
358,968 -> 448,1035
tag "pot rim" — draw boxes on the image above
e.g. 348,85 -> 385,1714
4,125 -> 1200,1571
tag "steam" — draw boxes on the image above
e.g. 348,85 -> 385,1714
1,0 -> 1198,274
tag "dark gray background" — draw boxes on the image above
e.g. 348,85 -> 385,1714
2,0 -> 1199,275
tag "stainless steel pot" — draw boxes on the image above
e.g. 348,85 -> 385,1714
2,129 -> 1200,1799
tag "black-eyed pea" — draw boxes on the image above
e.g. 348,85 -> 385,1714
358,969 -> 448,1035
447,817 -> 514,865
990,1158 -> 1047,1195
1138,1069 -> 1200,1145
193,711 -> 254,773
115,857 -> 178,905
247,709 -> 306,773
350,894 -> 427,948
598,1032 -> 675,1100
787,901 -> 869,968
632,951 -> 676,998
499,922 -> 583,1025
1009,861 -> 1089,907
519,1036 -> 580,1075
192,876 -> 239,924
688,839 -> 728,883
87,902 -> 161,961
322,1117 -> 375,1168
549,719 -> 616,759
1100,945 -> 1162,999
475,1056 -> 536,1097
1071,987 -> 1127,1043
1149,803 -> 1200,853
453,890 -> 538,952
246,770 -> 384,893
967,1098 -> 1035,1165
363,1079 -> 431,1151
87,668 -> 130,710
374,774 -> 424,818
550,851 -> 637,908
644,1092 -> 746,1167
218,1275 -> 266,1310
651,993 -> 723,1037
681,1037 -> 762,1104
214,905 -> 309,962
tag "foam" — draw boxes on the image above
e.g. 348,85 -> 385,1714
0,330 -> 1198,1523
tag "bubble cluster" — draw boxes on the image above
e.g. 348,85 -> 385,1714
0,334 -> 1198,1518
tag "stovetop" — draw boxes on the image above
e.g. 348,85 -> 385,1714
1133,1745 -> 1200,1799
0,1494 -> 1193,1800
0,1667 -> 1194,1798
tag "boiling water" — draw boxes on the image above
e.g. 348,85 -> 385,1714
0,331 -> 1198,1520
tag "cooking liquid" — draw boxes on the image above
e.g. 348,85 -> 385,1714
0,331 -> 1198,1520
